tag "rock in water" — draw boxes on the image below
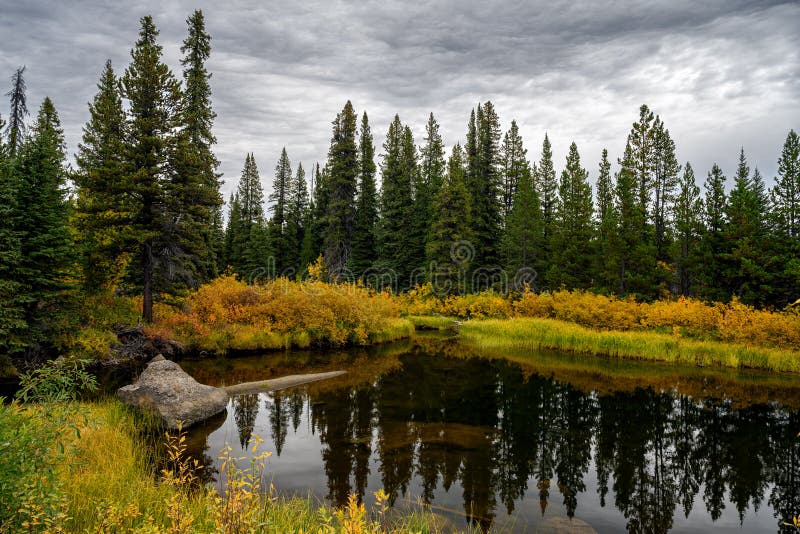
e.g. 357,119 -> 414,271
117,359 -> 229,429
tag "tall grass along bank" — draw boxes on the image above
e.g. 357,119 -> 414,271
459,317 -> 800,373
0,398 -> 470,533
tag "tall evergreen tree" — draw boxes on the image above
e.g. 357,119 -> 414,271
223,192 -> 241,269
549,142 -> 594,289
501,120 -> 528,224
771,130 -> 800,239
651,118 -> 680,261
74,60 -> 132,293
420,112 -> 446,208
13,98 -> 72,341
350,112 -> 378,276
121,15 -> 183,322
535,134 -> 558,273
323,101 -> 358,279
232,153 -> 267,275
613,141 -> 653,296
769,130 -> 800,305
5,66 -> 28,158
699,163 -> 727,301
378,115 -> 415,288
471,101 -> 503,268
501,162 -> 542,286
0,112 -> 25,357
413,112 -> 445,279
269,147 -> 292,273
301,162 -> 328,269
595,149 -> 617,291
723,149 -> 767,304
629,104 -> 656,212
671,163 -> 703,297
284,162 -> 309,275
176,9 -> 223,279
402,125 -> 425,278
426,144 -> 472,294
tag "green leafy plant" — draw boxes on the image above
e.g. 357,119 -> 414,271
15,357 -> 98,403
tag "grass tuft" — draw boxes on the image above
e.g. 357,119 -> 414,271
459,317 -> 800,373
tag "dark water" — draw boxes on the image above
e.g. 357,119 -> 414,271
181,336 -> 800,533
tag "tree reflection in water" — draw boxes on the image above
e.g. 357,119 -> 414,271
187,343 -> 800,533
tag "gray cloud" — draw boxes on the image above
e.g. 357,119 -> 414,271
0,0 -> 797,201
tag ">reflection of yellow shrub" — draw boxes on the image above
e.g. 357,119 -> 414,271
154,275 -> 411,353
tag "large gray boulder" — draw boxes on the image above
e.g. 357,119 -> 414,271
118,357 -> 229,429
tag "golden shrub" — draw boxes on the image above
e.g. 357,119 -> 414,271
155,275 -> 410,353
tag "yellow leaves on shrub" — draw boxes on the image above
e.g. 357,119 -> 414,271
402,286 -> 800,352
156,275 -> 409,353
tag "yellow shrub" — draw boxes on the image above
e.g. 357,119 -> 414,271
155,275 -> 411,353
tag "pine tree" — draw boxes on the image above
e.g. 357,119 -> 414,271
629,105 -> 656,212
420,112 -> 446,208
471,101 -> 503,268
301,162 -> 328,270
323,101 -> 358,279
772,130 -> 800,239
595,149 -> 617,291
426,144 -> 472,295
121,15 -> 183,322
269,147 -> 292,273
223,192 -> 242,269
0,112 -> 26,357
349,112 -> 378,276
74,61 -> 132,293
769,130 -> 800,306
549,142 -> 594,289
502,163 -> 542,287
174,9 -> 223,280
13,98 -> 73,340
500,120 -> 528,225
699,163 -> 727,301
5,66 -> 28,158
535,134 -> 558,274
671,163 -> 703,296
413,113 -> 445,279
651,118 -> 680,261
613,141 -> 653,296
402,125 -> 424,279
723,149 -> 767,304
378,115 -> 415,288
233,153 -> 267,276
284,162 -> 309,275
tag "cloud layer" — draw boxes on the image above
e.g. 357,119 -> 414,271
1,0 -> 798,200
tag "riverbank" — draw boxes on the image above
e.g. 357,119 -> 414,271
459,317 -> 800,373
0,398 -> 458,533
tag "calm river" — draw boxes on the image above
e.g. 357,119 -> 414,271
179,333 -> 800,533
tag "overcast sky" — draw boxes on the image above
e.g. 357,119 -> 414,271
1,0 -> 798,201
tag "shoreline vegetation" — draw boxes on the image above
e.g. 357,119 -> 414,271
5,275 -> 797,379
146,276 -> 800,374
0,399 -> 454,533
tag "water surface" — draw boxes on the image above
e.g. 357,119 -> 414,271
182,335 -> 800,533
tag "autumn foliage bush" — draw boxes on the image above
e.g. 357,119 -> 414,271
399,285 -> 800,352
153,275 -> 413,353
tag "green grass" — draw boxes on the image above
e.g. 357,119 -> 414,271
2,398 -> 460,533
369,317 -> 416,343
407,315 -> 460,331
459,317 -> 800,373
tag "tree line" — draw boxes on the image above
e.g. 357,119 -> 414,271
226,99 -> 800,308
1,11 -> 798,361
